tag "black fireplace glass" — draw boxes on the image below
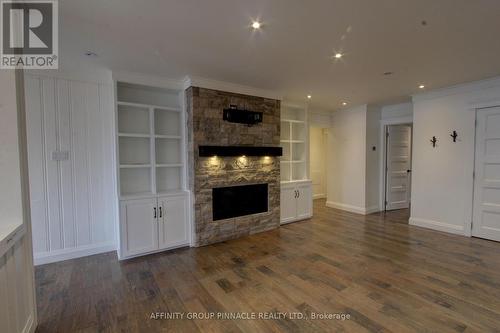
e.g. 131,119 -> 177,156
212,183 -> 268,221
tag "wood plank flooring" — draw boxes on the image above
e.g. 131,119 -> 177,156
35,200 -> 500,332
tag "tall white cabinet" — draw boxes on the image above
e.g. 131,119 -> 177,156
115,81 -> 189,259
280,104 -> 313,224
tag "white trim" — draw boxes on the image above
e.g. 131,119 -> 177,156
412,76 -> 500,102
22,313 -> 36,333
34,242 -> 116,265
183,75 -> 282,100
113,70 -> 183,90
409,217 -> 466,236
25,68 -> 113,85
313,193 -> 326,199
326,201 -> 379,215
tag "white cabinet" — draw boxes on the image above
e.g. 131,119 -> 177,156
280,181 -> 313,224
120,198 -> 158,257
158,196 -> 188,249
296,182 -> 313,219
119,194 -> 189,259
280,186 -> 298,224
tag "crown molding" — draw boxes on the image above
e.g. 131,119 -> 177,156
183,75 -> 282,100
412,75 -> 500,103
113,70 -> 184,90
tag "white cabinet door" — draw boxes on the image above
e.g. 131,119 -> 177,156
158,196 -> 188,249
280,185 -> 297,224
120,198 -> 158,257
296,183 -> 312,219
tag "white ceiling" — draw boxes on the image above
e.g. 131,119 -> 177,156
60,0 -> 500,110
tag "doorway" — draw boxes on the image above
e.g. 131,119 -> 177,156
472,106 -> 500,242
384,124 -> 412,211
309,126 -> 327,200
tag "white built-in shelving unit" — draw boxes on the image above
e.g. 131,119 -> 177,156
116,83 -> 185,198
280,103 -> 313,224
280,104 -> 309,182
115,81 -> 189,260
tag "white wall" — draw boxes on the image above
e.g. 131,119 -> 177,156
365,105 -> 381,210
326,105 -> 368,213
0,70 -> 24,229
381,102 -> 413,121
24,69 -> 117,264
310,127 -> 327,199
410,77 -> 500,235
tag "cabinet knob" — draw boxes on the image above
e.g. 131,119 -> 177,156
153,207 -> 157,218
159,206 -> 162,218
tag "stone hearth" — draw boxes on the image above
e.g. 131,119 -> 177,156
186,87 -> 281,246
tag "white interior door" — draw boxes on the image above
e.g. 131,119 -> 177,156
472,107 -> 500,242
385,124 -> 412,210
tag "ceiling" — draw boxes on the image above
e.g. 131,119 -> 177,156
60,0 -> 500,110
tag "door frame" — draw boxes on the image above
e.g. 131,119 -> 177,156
378,116 -> 413,211
469,102 -> 500,237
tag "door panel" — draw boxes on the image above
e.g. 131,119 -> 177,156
120,198 -> 158,257
296,184 -> 312,219
473,107 -> 500,241
280,186 -> 297,224
386,125 -> 412,210
158,196 -> 188,249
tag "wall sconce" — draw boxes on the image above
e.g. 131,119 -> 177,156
450,130 -> 458,142
430,136 -> 437,148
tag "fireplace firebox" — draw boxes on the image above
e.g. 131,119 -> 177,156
212,184 -> 268,221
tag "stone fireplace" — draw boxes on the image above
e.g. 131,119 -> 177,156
186,87 -> 281,246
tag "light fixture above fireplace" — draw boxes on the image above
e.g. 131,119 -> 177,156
199,145 -> 282,157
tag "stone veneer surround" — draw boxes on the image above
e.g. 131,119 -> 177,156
186,87 -> 281,246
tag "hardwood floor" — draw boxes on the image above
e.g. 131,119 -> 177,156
35,200 -> 500,332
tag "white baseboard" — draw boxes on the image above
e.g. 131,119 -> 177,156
34,242 -> 116,266
409,217 -> 466,236
326,201 -> 379,215
313,193 -> 326,199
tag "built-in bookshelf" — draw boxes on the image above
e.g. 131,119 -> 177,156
280,104 -> 309,182
116,83 -> 185,198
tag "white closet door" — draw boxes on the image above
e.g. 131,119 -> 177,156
385,125 -> 412,210
472,107 -> 500,241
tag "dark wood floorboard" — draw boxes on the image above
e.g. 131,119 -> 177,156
35,200 -> 500,333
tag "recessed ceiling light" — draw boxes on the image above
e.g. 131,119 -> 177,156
419,84 -> 425,89
251,21 -> 261,29
342,102 -> 348,106
334,53 -> 343,59
307,95 -> 312,99
84,51 -> 98,57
